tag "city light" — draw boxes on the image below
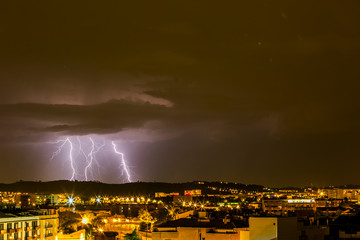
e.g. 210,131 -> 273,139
287,199 -> 315,203
82,218 -> 88,224
67,196 -> 75,205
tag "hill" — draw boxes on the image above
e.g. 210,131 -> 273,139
0,180 -> 264,196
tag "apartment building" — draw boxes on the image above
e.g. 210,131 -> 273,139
0,209 -> 58,240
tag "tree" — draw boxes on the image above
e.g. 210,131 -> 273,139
91,216 -> 105,229
123,229 -> 141,240
58,211 -> 82,233
138,209 -> 154,223
155,208 -> 170,223
138,209 -> 156,232
167,206 -> 178,220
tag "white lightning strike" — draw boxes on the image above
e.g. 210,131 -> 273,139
112,141 -> 132,183
50,137 -> 76,180
77,136 -> 88,160
91,140 -> 106,178
84,137 -> 95,181
68,139 -> 75,181
50,138 -> 69,161
50,137 -> 133,182
84,138 -> 106,181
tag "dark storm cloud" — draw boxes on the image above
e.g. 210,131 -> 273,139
0,91 -> 273,139
1,0 -> 360,185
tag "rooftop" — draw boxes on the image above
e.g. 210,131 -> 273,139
156,218 -> 247,229
0,210 -> 56,219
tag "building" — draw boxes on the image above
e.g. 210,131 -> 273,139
35,194 -> 59,205
327,213 -> 360,239
184,190 -> 202,196
56,229 -> 85,240
262,198 -> 316,214
319,188 -> 360,201
15,194 -> 36,208
0,209 -> 58,240
315,198 -> 342,208
152,218 -> 249,240
249,217 -> 298,240
155,193 -> 179,198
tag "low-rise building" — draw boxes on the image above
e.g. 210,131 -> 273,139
35,194 -> 59,205
153,218 -> 248,240
56,229 -> 85,240
155,193 -> 179,198
184,190 -> 202,196
318,188 -> 360,201
262,198 -> 316,214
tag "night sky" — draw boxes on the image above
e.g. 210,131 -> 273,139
1,1 -> 360,186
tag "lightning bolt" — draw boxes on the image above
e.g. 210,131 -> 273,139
50,137 -> 135,183
112,141 -> 132,183
77,136 -> 88,160
68,139 -> 75,181
50,138 -> 69,161
92,140 -> 106,179
50,137 -> 76,181
84,137 -> 95,181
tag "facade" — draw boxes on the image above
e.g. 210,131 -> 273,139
0,210 -> 58,240
15,195 -> 36,208
184,189 -> 202,196
249,217 -> 298,240
155,193 -> 179,198
262,198 -> 316,214
319,188 -> 360,201
56,229 -> 85,240
315,199 -> 342,208
35,194 -> 59,205
152,218 -> 248,240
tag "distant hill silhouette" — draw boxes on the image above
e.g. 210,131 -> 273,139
0,180 -> 264,196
